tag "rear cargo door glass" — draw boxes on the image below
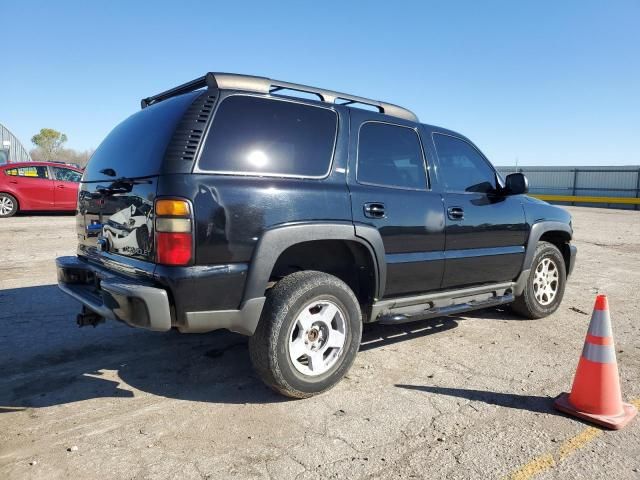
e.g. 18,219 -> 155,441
198,95 -> 337,177
83,91 -> 201,182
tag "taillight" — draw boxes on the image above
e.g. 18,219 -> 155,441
156,199 -> 191,217
156,232 -> 192,265
155,199 -> 192,266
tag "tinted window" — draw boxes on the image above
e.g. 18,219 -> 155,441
5,166 -> 49,179
84,91 -> 202,181
357,123 -> 427,189
198,96 -> 337,177
53,167 -> 82,182
433,134 -> 496,193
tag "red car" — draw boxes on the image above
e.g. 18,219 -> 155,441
0,162 -> 83,217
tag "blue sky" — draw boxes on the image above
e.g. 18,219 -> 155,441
2,0 -> 638,166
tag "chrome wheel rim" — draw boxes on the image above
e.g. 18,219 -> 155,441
533,257 -> 559,306
288,299 -> 347,376
0,196 -> 14,216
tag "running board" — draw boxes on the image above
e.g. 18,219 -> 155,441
371,282 -> 515,324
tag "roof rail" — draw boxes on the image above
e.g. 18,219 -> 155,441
141,72 -> 419,122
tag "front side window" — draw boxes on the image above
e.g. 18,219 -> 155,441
53,167 -> 82,182
433,134 -> 496,193
198,95 -> 337,177
5,166 -> 49,179
357,122 -> 427,190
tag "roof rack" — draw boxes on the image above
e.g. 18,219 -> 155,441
141,72 -> 418,122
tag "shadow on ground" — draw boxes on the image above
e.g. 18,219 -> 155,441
396,384 -> 565,417
0,283 -> 523,410
360,317 -> 459,351
15,211 -> 76,217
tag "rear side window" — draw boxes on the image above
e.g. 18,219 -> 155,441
83,91 -> 202,181
433,133 -> 496,193
198,96 -> 337,177
357,122 -> 427,190
5,166 -> 49,179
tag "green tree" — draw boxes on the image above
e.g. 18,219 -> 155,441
31,128 -> 68,161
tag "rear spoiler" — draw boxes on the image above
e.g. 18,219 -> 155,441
141,74 -> 216,109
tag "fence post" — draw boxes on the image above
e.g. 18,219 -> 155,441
572,169 -> 578,206
636,168 -> 640,211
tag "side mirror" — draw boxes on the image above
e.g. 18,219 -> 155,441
504,173 -> 529,195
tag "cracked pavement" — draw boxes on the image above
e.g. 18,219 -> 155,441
1,206 -> 639,479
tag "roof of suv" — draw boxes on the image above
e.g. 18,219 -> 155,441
137,72 -> 482,163
141,72 -> 419,123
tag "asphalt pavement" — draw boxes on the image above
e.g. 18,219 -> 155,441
1,206 -> 638,479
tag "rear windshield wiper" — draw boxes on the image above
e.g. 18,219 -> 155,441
82,173 -> 155,196
81,174 -> 155,185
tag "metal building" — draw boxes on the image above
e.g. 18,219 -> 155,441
497,165 -> 640,209
0,123 -> 32,164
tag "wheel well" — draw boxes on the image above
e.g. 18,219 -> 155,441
269,240 -> 377,316
539,231 -> 571,272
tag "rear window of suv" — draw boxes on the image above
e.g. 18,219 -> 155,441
83,91 -> 202,181
197,95 -> 337,178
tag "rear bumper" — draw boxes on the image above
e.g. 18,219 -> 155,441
56,256 -> 264,335
56,256 -> 172,331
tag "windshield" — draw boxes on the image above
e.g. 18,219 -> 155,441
83,91 -> 201,182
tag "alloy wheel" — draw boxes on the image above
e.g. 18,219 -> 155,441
288,300 -> 347,376
533,257 -> 559,306
0,196 -> 14,216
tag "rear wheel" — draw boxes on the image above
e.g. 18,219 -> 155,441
249,271 -> 362,398
0,193 -> 18,218
512,241 -> 566,319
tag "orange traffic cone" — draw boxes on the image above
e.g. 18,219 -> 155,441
554,295 -> 637,429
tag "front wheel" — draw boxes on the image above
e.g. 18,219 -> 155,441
249,271 -> 362,398
512,241 -> 567,319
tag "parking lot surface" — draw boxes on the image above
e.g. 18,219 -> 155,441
1,206 -> 639,479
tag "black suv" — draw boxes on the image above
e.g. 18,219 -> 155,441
57,72 -> 577,398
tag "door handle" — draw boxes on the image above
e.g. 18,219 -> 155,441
364,202 -> 386,219
57,185 -> 65,189
447,206 -> 464,220
9,180 -> 18,184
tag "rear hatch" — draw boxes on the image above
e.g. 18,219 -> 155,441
77,91 -> 203,263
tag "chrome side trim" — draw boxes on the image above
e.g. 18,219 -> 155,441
386,245 -> 524,264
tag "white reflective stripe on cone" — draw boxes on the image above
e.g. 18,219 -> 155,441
582,343 -> 616,364
587,309 -> 613,338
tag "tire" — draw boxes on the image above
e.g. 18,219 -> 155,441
0,193 -> 18,218
249,271 -> 362,398
512,241 -> 567,319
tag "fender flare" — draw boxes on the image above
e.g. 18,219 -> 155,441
522,220 -> 573,271
241,222 -> 386,303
